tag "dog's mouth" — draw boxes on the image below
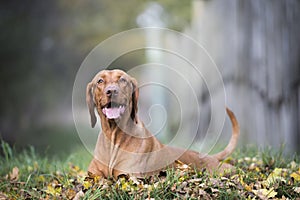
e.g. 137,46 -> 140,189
102,102 -> 126,119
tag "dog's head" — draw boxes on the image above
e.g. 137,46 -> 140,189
86,69 -> 139,127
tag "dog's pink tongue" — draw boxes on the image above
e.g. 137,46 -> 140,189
102,106 -> 125,119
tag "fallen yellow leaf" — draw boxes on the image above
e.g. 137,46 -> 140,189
121,182 -> 129,191
244,184 -> 252,192
264,168 -> 286,187
253,188 -> 277,199
290,168 -> 300,182
45,185 -> 61,196
83,181 -> 92,190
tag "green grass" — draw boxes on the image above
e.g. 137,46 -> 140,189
0,140 -> 299,199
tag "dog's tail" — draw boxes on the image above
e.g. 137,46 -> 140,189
212,107 -> 240,161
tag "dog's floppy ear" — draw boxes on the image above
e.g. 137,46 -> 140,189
86,82 -> 97,128
130,78 -> 139,124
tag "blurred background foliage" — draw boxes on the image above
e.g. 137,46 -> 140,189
0,0 -> 191,154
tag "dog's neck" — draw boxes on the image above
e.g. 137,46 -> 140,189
99,114 -> 152,143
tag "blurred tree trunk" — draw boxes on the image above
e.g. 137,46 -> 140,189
236,0 -> 300,151
189,0 -> 300,152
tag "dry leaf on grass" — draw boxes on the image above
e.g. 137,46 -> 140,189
0,192 -> 7,200
73,190 -> 84,200
9,167 -> 19,182
252,188 -> 277,199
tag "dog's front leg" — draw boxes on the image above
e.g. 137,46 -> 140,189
88,158 -> 107,178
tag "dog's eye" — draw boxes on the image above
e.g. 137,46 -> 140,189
97,79 -> 104,84
119,77 -> 127,83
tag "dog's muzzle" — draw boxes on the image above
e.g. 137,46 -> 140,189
102,102 -> 126,119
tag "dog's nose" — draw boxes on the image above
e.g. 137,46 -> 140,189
105,85 -> 119,97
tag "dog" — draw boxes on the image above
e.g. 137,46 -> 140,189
86,69 -> 239,178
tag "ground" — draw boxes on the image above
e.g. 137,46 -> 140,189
0,140 -> 299,200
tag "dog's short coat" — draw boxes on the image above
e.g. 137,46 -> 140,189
86,69 -> 239,178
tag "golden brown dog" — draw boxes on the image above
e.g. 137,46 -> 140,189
86,69 -> 239,178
